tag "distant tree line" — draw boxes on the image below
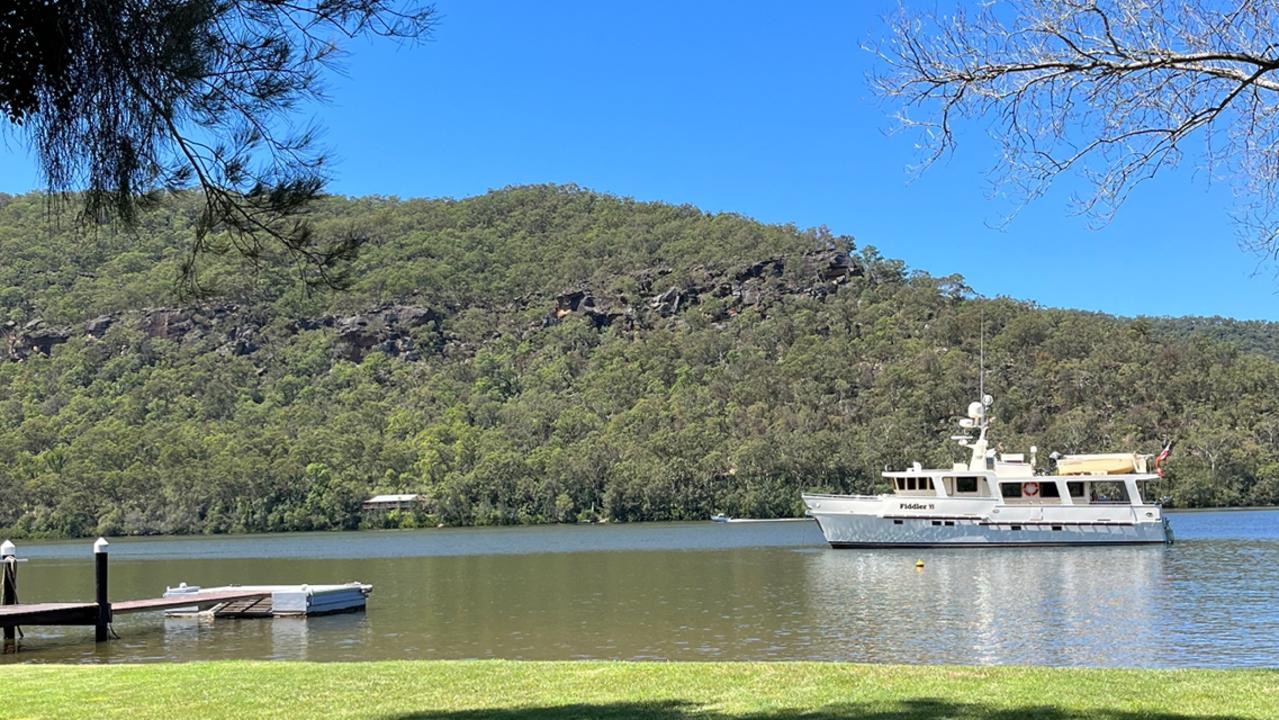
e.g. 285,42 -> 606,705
0,186 -> 1276,537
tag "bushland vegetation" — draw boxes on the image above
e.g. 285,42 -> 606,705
2,186 -> 1277,537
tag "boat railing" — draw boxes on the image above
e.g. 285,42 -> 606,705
803,492 -> 880,501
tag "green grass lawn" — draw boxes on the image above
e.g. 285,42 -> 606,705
5,661 -> 1277,720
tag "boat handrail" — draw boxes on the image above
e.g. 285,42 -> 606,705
1048,473 -> 1162,482
881,470 -> 1162,482
882,469 -> 993,478
803,492 -> 880,501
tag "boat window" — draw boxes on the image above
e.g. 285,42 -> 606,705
1000,483 -> 1020,498
895,478 -> 904,491
1052,525 -> 1063,531
931,520 -> 941,526
893,519 -> 903,525
1090,481 -> 1130,503
944,521 -> 955,526
1068,482 -> 1086,497
919,477 -> 933,491
1011,525 -> 1022,531
906,477 -> 916,490
955,476 -> 978,493
1041,483 -> 1061,498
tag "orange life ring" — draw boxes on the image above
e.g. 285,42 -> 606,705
1022,482 -> 1040,497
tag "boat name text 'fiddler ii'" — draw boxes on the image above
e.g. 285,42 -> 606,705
898,503 -> 935,511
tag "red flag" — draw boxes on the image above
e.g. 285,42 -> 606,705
1155,440 -> 1173,478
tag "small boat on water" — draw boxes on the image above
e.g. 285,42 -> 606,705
803,396 -> 1173,548
710,513 -> 730,523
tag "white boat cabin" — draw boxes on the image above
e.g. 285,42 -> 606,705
885,470 -> 1150,507
884,397 -> 1158,508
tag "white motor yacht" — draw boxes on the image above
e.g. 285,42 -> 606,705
803,396 -> 1172,547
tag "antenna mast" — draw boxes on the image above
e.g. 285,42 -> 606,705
979,311 -> 985,402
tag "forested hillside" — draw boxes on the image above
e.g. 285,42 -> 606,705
1,186 -> 1277,538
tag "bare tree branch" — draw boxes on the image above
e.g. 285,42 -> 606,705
872,0 -> 1279,262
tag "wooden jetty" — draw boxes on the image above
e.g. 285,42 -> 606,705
0,589 -> 274,627
0,537 -> 372,650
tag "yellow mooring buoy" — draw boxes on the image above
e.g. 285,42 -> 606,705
915,559 -> 925,570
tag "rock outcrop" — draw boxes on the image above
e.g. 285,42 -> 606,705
3,319 -> 72,361
333,305 -> 443,361
546,247 -> 863,328
3,303 -> 445,364
3,249 -> 862,363
545,290 -> 627,329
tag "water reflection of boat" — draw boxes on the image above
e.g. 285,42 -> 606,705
800,544 -> 1168,665
803,396 -> 1172,547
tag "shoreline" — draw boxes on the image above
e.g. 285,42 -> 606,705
7,660 -> 1278,720
5,505 -> 1276,543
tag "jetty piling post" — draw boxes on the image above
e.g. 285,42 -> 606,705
2,540 -> 16,644
94,537 -> 110,642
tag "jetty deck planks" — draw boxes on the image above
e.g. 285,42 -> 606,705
112,589 -> 272,614
0,601 -> 97,626
0,589 -> 273,627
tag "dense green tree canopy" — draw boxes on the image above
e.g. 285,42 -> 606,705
1,186 -> 1277,537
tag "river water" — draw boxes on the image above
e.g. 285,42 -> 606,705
3,510 -> 1277,667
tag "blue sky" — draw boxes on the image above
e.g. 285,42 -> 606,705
1,1 -> 1276,320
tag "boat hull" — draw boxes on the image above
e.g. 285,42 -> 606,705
808,507 -> 1170,548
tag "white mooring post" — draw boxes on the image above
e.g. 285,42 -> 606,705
2,539 -> 18,644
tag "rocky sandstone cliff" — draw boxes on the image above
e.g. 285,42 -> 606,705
4,248 -> 861,364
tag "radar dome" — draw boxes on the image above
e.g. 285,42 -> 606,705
967,401 -> 985,419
